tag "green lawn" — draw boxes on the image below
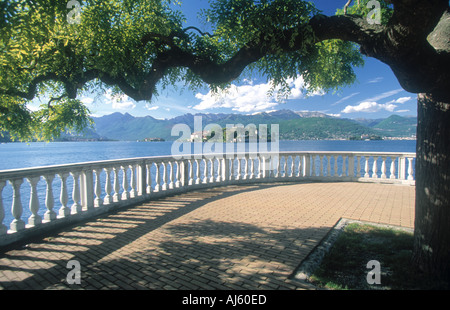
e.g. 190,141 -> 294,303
308,223 -> 449,290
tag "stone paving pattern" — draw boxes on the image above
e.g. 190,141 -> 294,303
0,182 -> 415,290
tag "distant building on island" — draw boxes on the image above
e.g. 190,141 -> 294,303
141,137 -> 165,142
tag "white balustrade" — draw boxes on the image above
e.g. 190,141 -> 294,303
0,151 -> 415,247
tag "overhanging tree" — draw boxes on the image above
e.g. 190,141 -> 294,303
1,0 -> 449,281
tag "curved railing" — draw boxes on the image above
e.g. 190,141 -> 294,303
0,151 -> 415,247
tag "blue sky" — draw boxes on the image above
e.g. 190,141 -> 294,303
52,0 -> 418,120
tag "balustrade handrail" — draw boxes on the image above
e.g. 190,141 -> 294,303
0,151 -> 416,247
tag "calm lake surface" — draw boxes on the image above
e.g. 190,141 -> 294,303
0,140 -> 416,171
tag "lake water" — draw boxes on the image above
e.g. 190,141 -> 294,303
0,140 -> 416,227
0,140 -> 416,171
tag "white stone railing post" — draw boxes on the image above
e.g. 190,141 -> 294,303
372,157 -> 379,179
381,157 -> 387,179
146,163 -> 153,194
104,168 -> 113,204
407,157 -> 415,180
364,157 -> 370,178
0,151 -> 416,247
94,169 -> 103,207
113,167 -> 121,202
121,166 -> 130,200
390,157 -> 397,179
58,173 -> 70,218
10,178 -> 25,232
81,169 -> 94,211
0,180 -> 7,235
43,174 -> 57,222
71,171 -> 82,214
27,176 -> 42,227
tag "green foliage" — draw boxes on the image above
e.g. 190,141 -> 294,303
203,0 -> 364,97
309,223 -> 449,290
1,0 -> 370,141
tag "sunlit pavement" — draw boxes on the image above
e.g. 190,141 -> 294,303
0,182 -> 414,290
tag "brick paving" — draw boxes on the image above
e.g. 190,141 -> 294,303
0,181 -> 415,290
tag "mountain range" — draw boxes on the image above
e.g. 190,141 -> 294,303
63,109 -> 416,142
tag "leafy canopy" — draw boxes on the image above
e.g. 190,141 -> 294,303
0,0 -> 366,141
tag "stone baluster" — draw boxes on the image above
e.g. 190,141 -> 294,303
249,157 -> 255,179
175,161 -> 181,187
187,160 -> 193,185
113,167 -> 121,202
325,156 -> 330,177
381,157 -> 387,179
94,169 -> 103,207
26,177 -> 42,226
356,156 -> 361,177
58,173 -> 70,218
9,179 -> 25,232
129,165 -> 137,197
229,158 -> 235,180
43,175 -> 56,222
364,157 -> 370,178
224,158 -> 231,182
162,162 -> 168,190
235,158 -> 241,180
214,159 -> 220,182
104,168 -> 113,204
121,166 -> 130,200
297,156 -> 303,177
349,155 -> 355,178
390,157 -> 397,179
209,159 -> 215,183
282,156 -> 287,177
243,157 -> 248,180
71,171 -> 82,214
407,158 -> 414,180
195,159 -> 200,184
342,156 -> 347,177
168,162 -> 174,189
0,180 -> 7,235
154,163 -> 160,192
372,157 -> 379,179
332,156 -> 337,177
273,156 -> 279,178
206,159 -> 211,183
146,164 -> 153,194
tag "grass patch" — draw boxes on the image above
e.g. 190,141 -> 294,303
308,222 -> 449,290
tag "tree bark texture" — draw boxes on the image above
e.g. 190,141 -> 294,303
413,93 -> 450,281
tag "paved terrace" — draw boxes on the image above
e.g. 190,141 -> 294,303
0,181 -> 415,290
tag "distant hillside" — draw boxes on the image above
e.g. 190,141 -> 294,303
0,110 -> 418,142
89,111 -> 416,141
279,117 -> 379,140
371,115 -> 417,137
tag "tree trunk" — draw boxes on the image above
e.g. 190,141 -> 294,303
412,93 -> 450,281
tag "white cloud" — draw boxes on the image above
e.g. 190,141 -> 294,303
80,97 -> 94,104
360,89 -> 403,103
396,109 -> 410,113
342,101 -> 397,114
327,113 -> 342,118
104,90 -> 136,111
145,104 -> 159,111
192,77 -> 318,113
332,92 -> 360,106
387,96 -> 412,104
367,77 -> 384,84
